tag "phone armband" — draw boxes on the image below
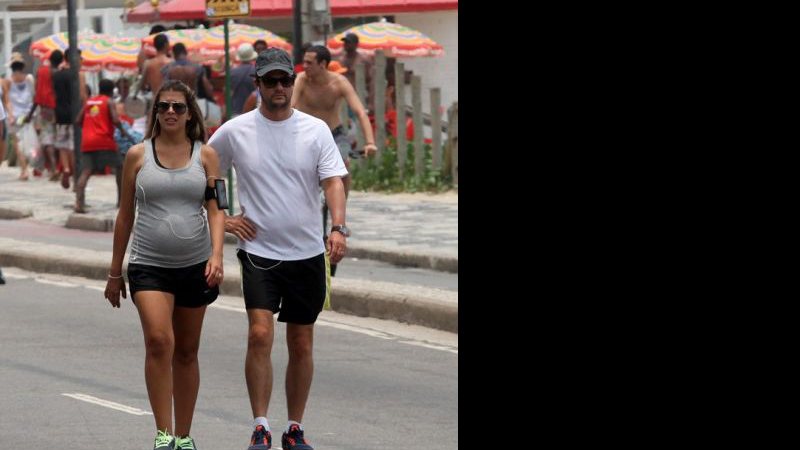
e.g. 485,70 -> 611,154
204,178 -> 229,210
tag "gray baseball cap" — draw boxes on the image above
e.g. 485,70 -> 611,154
255,48 -> 294,77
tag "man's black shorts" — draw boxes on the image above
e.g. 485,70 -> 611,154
237,249 -> 326,324
127,261 -> 218,308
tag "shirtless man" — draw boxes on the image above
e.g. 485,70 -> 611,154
291,45 -> 377,197
141,33 -> 172,95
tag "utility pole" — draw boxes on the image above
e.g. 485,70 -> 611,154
293,0 -> 303,64
67,0 -> 81,176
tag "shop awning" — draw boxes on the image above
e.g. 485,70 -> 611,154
126,0 -> 457,23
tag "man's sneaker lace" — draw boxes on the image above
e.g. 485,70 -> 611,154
154,429 -> 175,450
175,435 -> 197,450
281,424 -> 313,450
247,425 -> 272,450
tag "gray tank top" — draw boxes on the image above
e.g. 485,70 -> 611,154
129,138 -> 211,268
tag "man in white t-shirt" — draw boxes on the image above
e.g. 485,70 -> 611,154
209,47 -> 347,450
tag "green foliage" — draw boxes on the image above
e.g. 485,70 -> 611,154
351,136 -> 454,193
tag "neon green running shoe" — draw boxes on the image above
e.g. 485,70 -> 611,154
154,429 -> 175,450
175,435 -> 198,450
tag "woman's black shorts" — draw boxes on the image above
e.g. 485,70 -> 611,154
237,249 -> 326,324
127,260 -> 218,308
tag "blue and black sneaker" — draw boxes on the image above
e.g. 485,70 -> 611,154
281,424 -> 313,450
247,425 -> 272,450
153,430 -> 175,450
175,435 -> 197,450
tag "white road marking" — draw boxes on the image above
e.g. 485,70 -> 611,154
35,278 -> 79,287
62,393 -> 152,416
399,340 -> 458,354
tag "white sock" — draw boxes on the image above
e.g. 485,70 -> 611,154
286,420 -> 302,432
254,417 -> 269,431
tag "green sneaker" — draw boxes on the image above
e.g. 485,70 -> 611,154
175,435 -> 198,450
154,429 -> 175,450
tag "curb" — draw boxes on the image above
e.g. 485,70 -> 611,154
0,207 -> 32,220
2,208 -> 457,273
0,243 -> 458,333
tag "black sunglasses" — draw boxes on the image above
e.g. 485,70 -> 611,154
156,101 -> 188,114
259,75 -> 295,88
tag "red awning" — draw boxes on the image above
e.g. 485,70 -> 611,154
126,0 -> 457,23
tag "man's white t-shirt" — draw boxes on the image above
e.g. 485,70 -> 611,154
209,108 -> 348,261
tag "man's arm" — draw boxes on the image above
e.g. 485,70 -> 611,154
79,72 -> 88,104
74,103 -> 86,126
321,175 -> 347,264
199,69 -> 215,103
339,77 -> 377,156
290,72 -> 307,109
107,98 -> 131,139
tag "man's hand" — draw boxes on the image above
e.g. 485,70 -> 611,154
326,230 -> 347,264
225,214 -> 257,241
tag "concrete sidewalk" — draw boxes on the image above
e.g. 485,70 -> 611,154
0,165 -> 458,332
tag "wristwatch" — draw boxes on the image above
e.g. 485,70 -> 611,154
330,224 -> 351,237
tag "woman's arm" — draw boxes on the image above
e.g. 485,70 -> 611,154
104,143 -> 144,307
201,144 -> 225,287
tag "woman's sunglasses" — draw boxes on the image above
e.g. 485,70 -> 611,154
259,75 -> 296,88
156,101 -> 188,115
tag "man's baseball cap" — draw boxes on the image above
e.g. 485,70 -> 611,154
255,48 -> 294,77
341,33 -> 359,44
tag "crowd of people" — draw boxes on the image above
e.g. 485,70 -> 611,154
1,27 -> 406,450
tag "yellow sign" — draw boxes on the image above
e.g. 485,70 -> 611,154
206,0 -> 250,18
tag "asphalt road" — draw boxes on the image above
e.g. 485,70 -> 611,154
0,268 -> 458,449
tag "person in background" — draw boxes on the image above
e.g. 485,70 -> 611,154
104,80 -> 224,450
52,46 -> 87,189
73,79 -> 131,212
337,33 -> 374,114
229,43 -> 257,117
138,24 -> 168,74
142,33 -> 172,95
162,43 -> 214,103
209,47 -> 348,450
29,49 -> 61,180
292,45 -> 377,196
3,55 -> 35,181
253,39 -> 268,54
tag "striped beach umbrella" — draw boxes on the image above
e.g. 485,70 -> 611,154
327,21 -> 444,58
103,37 -> 141,72
194,23 -> 292,64
29,31 -> 111,62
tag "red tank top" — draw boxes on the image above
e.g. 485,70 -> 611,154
81,95 -> 117,152
34,64 -> 56,109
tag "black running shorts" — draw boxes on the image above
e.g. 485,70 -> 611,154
127,260 -> 218,308
237,249 -> 327,324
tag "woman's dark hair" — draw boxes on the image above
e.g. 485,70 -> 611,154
10,61 -> 25,72
145,79 -> 206,143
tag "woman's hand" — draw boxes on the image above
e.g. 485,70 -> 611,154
104,275 -> 126,308
205,254 -> 224,287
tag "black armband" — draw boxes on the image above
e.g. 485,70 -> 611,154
204,179 -> 229,210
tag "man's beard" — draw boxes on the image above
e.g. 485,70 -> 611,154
265,95 -> 290,112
